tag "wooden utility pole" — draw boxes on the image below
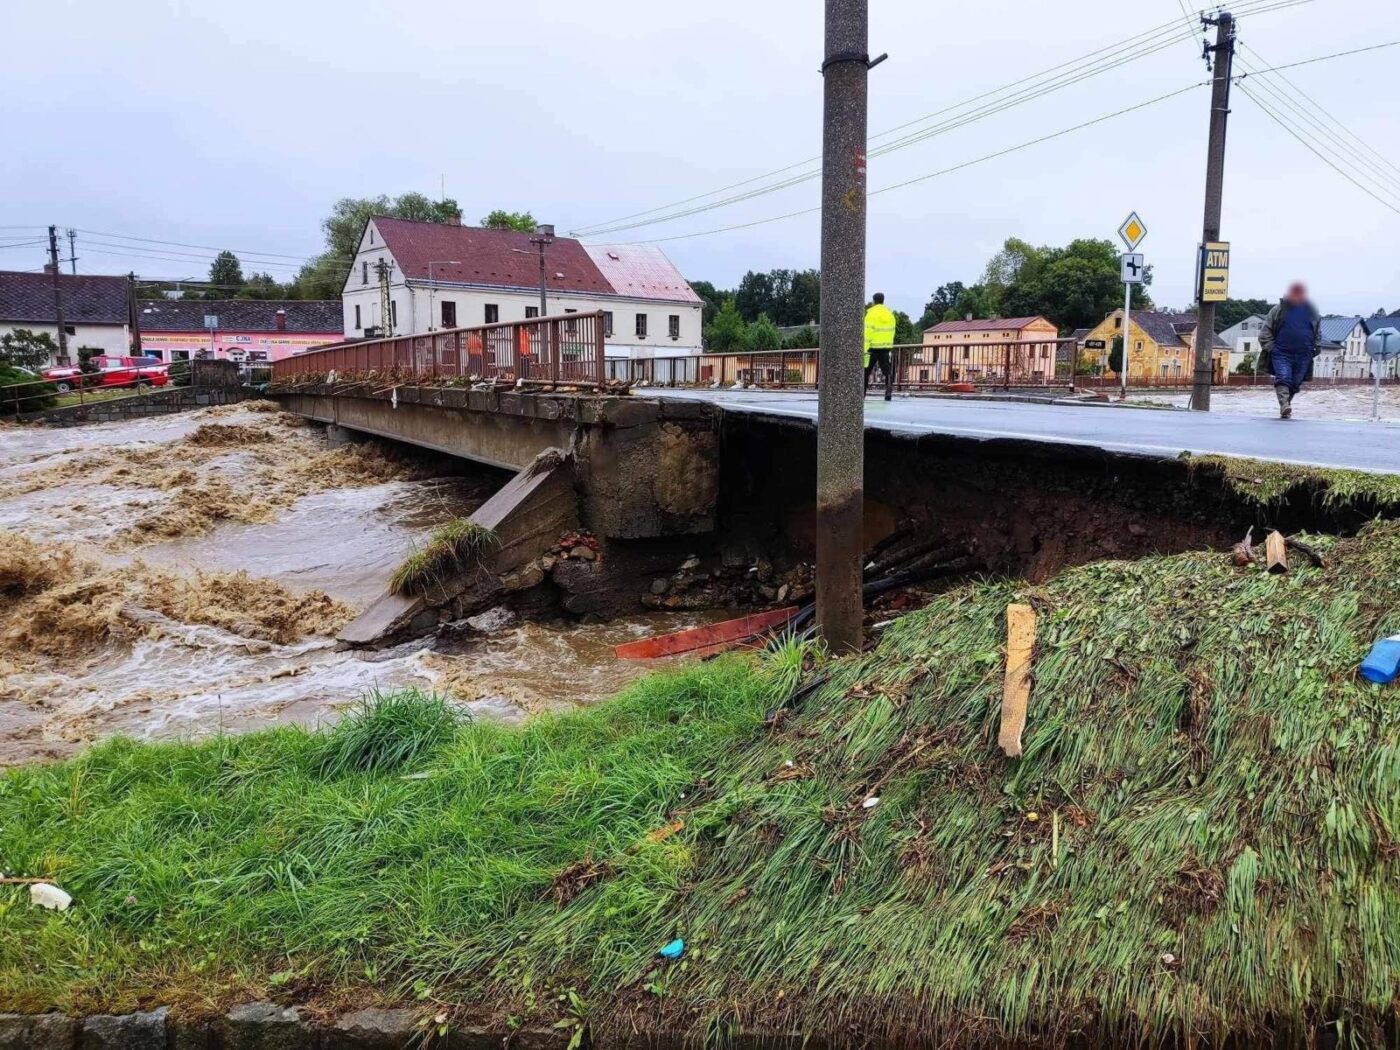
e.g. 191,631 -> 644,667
47,226 -> 69,365
1190,11 -> 1235,412
816,0 -> 880,654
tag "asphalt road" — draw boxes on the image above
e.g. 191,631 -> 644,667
654,389 -> 1400,475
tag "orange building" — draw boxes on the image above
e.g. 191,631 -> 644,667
915,316 -> 1061,384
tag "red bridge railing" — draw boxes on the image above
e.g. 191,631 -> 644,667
270,312 -> 606,386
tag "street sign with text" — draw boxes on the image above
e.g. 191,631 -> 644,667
1117,212 -> 1147,251
1200,242 -> 1231,302
1120,253 -> 1145,284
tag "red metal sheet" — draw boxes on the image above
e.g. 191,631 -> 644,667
615,606 -> 800,661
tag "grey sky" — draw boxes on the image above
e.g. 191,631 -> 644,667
2,0 -> 1397,316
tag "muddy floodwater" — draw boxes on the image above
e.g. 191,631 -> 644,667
0,405 -> 717,765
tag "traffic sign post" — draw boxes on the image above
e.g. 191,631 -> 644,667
1116,213 -> 1147,399
1366,327 -> 1399,421
1199,242 -> 1231,302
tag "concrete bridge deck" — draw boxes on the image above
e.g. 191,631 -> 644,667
649,389 -> 1400,475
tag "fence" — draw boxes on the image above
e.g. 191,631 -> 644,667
1,373 -> 175,416
618,340 -> 1074,391
1073,372 -> 1400,393
269,312 -> 607,387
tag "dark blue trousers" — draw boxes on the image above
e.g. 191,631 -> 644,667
1271,346 -> 1313,395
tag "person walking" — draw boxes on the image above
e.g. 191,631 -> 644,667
863,293 -> 897,400
1259,281 -> 1321,419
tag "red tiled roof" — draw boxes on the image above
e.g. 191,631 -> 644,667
924,316 -> 1052,334
369,218 -> 615,296
583,245 -> 701,304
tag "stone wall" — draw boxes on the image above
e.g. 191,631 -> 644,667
19,386 -> 248,427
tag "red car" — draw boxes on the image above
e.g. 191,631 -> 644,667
42,356 -> 169,393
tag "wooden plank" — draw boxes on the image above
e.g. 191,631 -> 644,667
1266,530 -> 1288,574
999,603 -> 1036,758
615,606 -> 800,661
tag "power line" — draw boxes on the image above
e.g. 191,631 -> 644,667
1236,38 -> 1400,78
1234,51 -> 1400,198
627,81 -> 1209,244
571,0 -> 1311,236
0,239 -> 46,251
70,227 -> 324,262
1238,83 -> 1400,215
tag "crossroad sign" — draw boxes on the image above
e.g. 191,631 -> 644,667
1200,242 -> 1231,302
1117,212 -> 1147,251
1120,253 -> 1145,284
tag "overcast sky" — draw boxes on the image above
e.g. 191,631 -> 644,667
3,0 -> 1397,316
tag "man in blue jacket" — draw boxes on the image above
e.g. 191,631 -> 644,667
1258,281 -> 1321,419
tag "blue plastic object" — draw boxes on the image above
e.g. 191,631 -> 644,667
657,938 -> 685,960
1359,635 -> 1400,685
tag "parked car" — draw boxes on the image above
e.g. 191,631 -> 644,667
42,356 -> 170,392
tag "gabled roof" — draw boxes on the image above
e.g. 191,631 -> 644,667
924,316 -> 1052,334
137,299 -> 343,333
582,244 -> 701,304
0,270 -> 128,325
368,217 -> 614,297
1128,310 -> 1227,350
1320,315 -> 1364,346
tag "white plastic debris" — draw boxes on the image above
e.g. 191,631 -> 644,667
861,796 -> 881,810
29,883 -> 72,911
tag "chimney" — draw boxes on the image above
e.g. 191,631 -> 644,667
275,309 -> 286,331
445,210 -> 462,226
43,262 -> 56,275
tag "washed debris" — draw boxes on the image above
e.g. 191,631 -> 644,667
1360,634 -> 1400,685
1265,530 -> 1289,575
615,607 -> 798,661
1230,526 -> 1255,566
998,603 -> 1036,758
657,939 -> 685,960
29,883 -> 72,911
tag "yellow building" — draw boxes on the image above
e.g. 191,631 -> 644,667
918,316 -> 1061,383
1082,309 -> 1228,382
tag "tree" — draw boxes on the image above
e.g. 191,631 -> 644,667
949,284 -> 996,322
1108,334 -> 1124,375
292,192 -> 463,300
894,310 -> 917,346
238,272 -> 287,300
745,313 -> 782,353
703,298 -> 747,353
689,279 -> 735,327
0,329 -> 59,370
1234,352 -> 1257,375
783,325 -> 819,350
208,251 -> 244,296
734,271 -> 776,323
480,209 -> 538,232
918,282 -> 966,330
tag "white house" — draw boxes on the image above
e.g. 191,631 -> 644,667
1217,314 -> 1267,373
0,268 -> 131,367
1319,315 -> 1371,379
339,217 -> 703,365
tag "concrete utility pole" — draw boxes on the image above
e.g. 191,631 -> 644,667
127,272 -> 143,356
816,0 -> 877,654
66,228 -> 77,274
47,226 -> 69,365
530,224 -> 555,317
1191,11 -> 1235,412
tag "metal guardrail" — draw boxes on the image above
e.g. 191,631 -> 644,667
617,340 -> 1075,391
0,373 -> 181,415
269,312 -> 607,387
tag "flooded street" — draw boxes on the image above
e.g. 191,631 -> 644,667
0,405 -> 716,765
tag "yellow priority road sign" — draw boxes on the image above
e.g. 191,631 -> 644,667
1117,212 -> 1147,251
1200,241 -> 1231,302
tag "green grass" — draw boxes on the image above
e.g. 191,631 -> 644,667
389,520 -> 499,596
6,522 -> 1400,1045
1192,453 -> 1400,513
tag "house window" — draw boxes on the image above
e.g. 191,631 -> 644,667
1114,316 -> 1122,329
603,311 -> 614,337
962,346 -> 970,360
441,301 -> 456,328
354,304 -> 361,329
369,229 -> 374,245
525,306 -> 539,319
390,301 -> 398,329
564,308 -> 578,335
362,262 -> 369,285
669,314 -> 680,339
484,304 -> 499,324
635,313 -> 648,338
1135,340 -> 1143,351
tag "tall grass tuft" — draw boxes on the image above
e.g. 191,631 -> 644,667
313,689 -> 466,778
390,519 -> 499,595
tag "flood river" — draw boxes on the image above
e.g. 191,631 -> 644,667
0,406 -> 714,765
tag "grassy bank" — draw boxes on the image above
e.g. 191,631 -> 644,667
4,522 -> 1400,1045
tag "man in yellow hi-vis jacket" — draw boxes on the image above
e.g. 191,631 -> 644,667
864,292 -> 897,400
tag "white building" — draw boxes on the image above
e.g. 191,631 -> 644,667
1319,315 -> 1371,379
0,269 -> 131,367
339,217 -> 703,366
1217,314 -> 1267,373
